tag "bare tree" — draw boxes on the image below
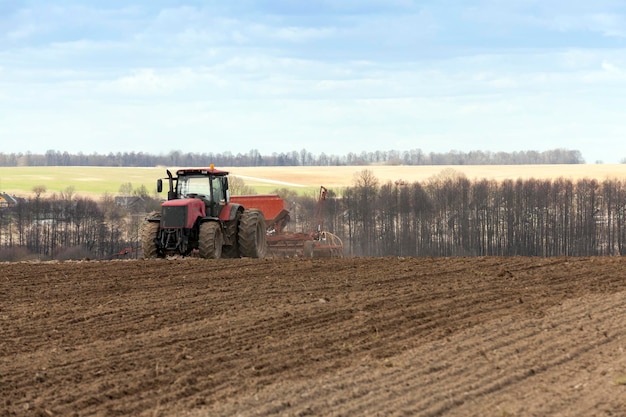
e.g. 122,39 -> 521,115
60,185 -> 76,201
351,169 -> 380,255
119,182 -> 133,196
228,176 -> 256,195
32,185 -> 47,199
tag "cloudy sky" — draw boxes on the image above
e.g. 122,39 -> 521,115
1,1 -> 625,163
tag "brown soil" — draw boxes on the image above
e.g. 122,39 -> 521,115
2,257 -> 626,416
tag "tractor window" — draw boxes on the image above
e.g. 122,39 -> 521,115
211,178 -> 224,204
178,176 -> 211,198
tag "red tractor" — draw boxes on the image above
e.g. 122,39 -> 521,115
141,165 -> 268,259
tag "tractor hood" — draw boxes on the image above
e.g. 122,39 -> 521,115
160,198 -> 206,229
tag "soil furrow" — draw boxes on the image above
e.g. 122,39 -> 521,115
2,257 -> 626,416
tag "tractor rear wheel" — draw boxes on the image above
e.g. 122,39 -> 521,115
141,220 -> 160,259
198,221 -> 223,259
238,209 -> 267,258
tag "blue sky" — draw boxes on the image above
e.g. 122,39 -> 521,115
1,1 -> 625,163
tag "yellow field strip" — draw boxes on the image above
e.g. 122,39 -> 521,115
1,164 -> 625,198
225,164 -> 626,187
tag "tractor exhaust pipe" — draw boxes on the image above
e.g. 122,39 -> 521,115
166,170 -> 177,200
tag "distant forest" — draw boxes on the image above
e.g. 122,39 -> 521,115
0,148 -> 585,167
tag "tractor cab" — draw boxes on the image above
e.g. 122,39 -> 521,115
157,165 -> 230,218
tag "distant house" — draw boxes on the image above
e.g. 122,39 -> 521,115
114,196 -> 145,210
0,193 -> 18,209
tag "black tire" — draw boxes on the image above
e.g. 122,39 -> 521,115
238,209 -> 267,258
198,221 -> 223,259
141,221 -> 160,259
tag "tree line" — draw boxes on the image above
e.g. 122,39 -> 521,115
0,187 -> 161,261
329,170 -> 626,257
1,171 -> 624,260
0,148 -> 586,168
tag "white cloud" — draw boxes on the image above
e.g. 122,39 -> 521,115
271,26 -> 336,42
90,67 -> 234,99
106,69 -> 181,95
549,13 -> 626,37
589,13 -> 626,37
6,24 -> 38,41
601,60 -> 622,73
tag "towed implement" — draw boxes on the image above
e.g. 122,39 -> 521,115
231,186 -> 343,258
267,230 -> 344,258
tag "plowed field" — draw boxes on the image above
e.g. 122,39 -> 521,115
2,257 -> 626,416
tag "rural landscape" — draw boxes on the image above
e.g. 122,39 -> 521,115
4,0 -> 626,415
2,157 -> 626,416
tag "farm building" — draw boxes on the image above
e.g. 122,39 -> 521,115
114,195 -> 146,210
0,193 -> 18,209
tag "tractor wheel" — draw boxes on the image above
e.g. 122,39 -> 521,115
238,209 -> 267,258
198,221 -> 223,259
141,220 -> 160,259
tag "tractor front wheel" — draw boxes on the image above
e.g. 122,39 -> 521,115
141,220 -> 160,259
199,221 -> 223,259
